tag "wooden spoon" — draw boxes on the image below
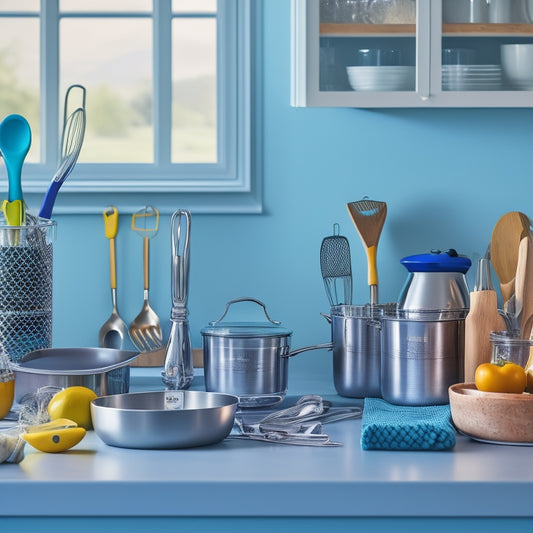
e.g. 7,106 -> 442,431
490,211 -> 530,313
516,232 -> 533,338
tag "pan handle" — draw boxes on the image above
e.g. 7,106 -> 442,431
282,342 -> 333,358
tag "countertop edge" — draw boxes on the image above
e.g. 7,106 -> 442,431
1,480 -> 533,517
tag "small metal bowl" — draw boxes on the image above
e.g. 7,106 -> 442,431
91,390 -> 238,449
11,347 -> 139,402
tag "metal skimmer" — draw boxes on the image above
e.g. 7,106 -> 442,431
320,223 -> 352,306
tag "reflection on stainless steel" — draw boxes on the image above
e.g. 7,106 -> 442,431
91,390 -> 238,449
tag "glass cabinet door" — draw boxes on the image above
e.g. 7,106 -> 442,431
291,0 -> 533,106
292,0 -> 429,107
439,0 -> 533,101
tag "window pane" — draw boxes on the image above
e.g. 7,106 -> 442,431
172,1 -> 217,14
60,0 -> 150,12
0,17 -> 40,163
172,18 -> 216,163
0,1 -> 39,12
60,18 -> 153,163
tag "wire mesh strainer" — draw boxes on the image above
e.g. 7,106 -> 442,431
320,223 -> 353,307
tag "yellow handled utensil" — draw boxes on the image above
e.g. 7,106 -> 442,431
128,206 -> 163,352
98,206 -> 127,350
347,197 -> 387,305
1,199 -> 24,227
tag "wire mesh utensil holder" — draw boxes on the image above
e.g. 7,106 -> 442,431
0,216 -> 56,363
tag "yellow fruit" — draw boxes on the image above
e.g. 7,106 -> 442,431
25,418 -> 78,433
22,426 -> 86,453
47,386 -> 97,429
0,378 -> 14,420
475,361 -> 527,394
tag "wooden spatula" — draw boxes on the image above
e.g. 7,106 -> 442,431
347,197 -> 387,305
515,231 -> 533,338
490,211 -> 530,314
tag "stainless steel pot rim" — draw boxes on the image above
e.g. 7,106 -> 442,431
11,347 -> 139,375
330,303 -> 397,318
201,324 -> 292,338
382,308 -> 468,321
91,390 -> 239,412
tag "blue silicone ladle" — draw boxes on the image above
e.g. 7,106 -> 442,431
0,114 -> 31,225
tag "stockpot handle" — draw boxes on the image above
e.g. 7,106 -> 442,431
213,297 -> 281,325
282,342 -> 333,358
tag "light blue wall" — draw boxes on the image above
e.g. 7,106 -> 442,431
52,0 -> 533,381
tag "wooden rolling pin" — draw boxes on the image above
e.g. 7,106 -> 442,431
464,257 -> 506,383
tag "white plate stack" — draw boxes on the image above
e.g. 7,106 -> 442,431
442,64 -> 503,91
346,66 -> 416,92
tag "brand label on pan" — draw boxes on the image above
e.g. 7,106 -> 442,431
164,390 -> 184,410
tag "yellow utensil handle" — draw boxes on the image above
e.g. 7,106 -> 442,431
143,235 -> 149,290
103,206 -> 119,239
109,238 -> 117,290
366,245 -> 378,286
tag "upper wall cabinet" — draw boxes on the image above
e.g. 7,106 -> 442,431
291,0 -> 533,107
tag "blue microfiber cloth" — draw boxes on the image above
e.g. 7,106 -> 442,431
360,397 -> 456,451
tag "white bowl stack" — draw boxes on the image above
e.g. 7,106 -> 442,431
346,66 -> 416,92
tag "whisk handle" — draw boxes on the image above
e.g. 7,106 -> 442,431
38,180 -> 62,219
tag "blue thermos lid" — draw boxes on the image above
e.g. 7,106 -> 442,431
400,249 -> 471,274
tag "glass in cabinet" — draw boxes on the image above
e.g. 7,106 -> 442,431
291,0 -> 533,107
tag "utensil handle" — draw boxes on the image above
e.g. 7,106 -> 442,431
109,238 -> 117,290
464,290 -> 506,382
367,245 -> 378,286
143,236 -> 149,290
38,179 -> 62,219
103,206 -> 119,239
171,209 -> 190,306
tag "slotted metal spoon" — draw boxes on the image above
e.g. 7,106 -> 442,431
320,223 -> 352,306
98,206 -> 128,349
128,206 -> 163,352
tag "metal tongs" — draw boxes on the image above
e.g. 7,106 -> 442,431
231,395 -> 362,447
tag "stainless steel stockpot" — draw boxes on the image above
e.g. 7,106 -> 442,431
201,298 -> 330,408
380,309 -> 467,406
329,304 -> 395,398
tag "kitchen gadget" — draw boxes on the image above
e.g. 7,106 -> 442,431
0,214 -> 56,363
128,206 -> 163,352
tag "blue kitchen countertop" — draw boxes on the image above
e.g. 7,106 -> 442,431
0,368 -> 533,521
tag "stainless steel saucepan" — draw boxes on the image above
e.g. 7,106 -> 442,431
201,297 -> 331,408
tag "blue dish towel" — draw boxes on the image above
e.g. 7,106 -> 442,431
360,398 -> 456,451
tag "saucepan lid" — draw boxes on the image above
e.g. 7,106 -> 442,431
200,297 -> 292,338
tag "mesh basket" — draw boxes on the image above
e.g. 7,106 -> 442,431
0,216 -> 56,363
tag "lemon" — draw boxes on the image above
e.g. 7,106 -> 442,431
47,386 -> 97,429
23,425 -> 86,453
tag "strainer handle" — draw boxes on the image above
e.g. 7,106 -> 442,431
214,297 -> 280,325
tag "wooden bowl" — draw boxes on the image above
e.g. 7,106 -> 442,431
449,383 -> 533,443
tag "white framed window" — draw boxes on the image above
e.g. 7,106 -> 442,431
0,0 -> 261,214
